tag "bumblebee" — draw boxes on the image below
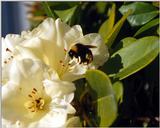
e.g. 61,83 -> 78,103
68,43 -> 96,64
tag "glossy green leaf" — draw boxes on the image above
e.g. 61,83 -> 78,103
114,37 -> 137,51
86,70 -> 117,126
85,70 -> 114,99
54,6 -> 77,23
106,10 -> 131,48
120,37 -> 137,47
96,2 -> 108,13
98,4 -> 115,42
41,2 -> 56,19
119,2 -> 158,26
113,81 -> 123,103
104,36 -> 159,80
134,18 -> 159,36
96,95 -> 117,127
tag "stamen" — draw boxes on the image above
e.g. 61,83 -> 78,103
28,94 -> 32,98
32,91 -> 36,94
4,61 -> 7,64
6,48 -> 12,52
33,88 -> 37,92
3,48 -> 14,65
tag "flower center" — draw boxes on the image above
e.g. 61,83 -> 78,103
58,49 -> 79,77
24,88 -> 45,113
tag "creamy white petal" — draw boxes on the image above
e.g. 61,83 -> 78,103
29,110 -> 67,128
64,93 -> 74,103
3,59 -> 21,85
53,93 -> 76,114
61,63 -> 87,81
8,59 -> 45,89
2,60 -> 14,85
66,104 -> 76,114
2,34 -> 24,68
2,82 -> 29,126
2,34 -> 24,57
21,18 -> 57,40
64,25 -> 83,50
43,79 -> 75,98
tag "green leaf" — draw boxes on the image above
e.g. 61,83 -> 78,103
113,81 -> 123,103
114,37 -> 137,52
86,70 -> 117,126
134,18 -> 159,36
74,79 -> 86,101
41,2 -> 56,19
85,70 -> 114,99
98,4 -> 115,42
96,95 -> 117,127
119,2 -> 158,26
152,2 -> 160,8
106,10 -> 131,48
96,2 -> 108,13
54,6 -> 77,23
104,36 -> 159,80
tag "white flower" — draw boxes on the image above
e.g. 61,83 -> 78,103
2,59 -> 76,128
15,18 -> 109,81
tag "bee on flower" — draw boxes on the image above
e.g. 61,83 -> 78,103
14,18 -> 109,81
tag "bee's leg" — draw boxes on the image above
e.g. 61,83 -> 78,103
78,56 -> 81,64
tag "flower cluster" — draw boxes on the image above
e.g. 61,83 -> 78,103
2,18 -> 109,127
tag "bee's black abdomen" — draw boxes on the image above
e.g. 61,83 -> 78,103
68,43 -> 95,64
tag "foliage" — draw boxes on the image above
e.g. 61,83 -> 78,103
28,2 -> 159,127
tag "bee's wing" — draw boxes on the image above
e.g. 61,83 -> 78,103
85,45 -> 97,48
